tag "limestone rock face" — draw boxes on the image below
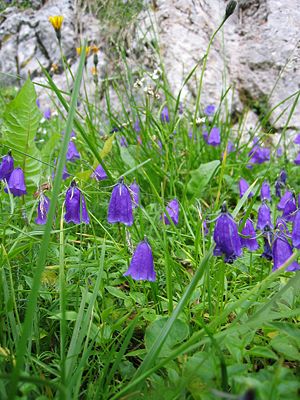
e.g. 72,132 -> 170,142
0,0 -> 299,129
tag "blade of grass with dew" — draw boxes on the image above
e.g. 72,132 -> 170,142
7,42 -> 87,400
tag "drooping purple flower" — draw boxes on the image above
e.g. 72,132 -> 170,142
4,167 -> 27,197
227,141 -> 235,153
163,198 -> 179,225
239,218 -> 259,251
203,130 -> 208,143
161,106 -> 170,123
261,181 -> 271,202
213,203 -> 242,263
248,143 -> 270,165
239,178 -> 253,198
204,105 -> 215,116
134,118 -> 141,132
279,170 -> 287,185
207,127 -> 221,146
44,108 -> 51,120
119,136 -> 128,147
277,191 -> 293,211
257,202 -> 273,231
276,147 -> 283,157
0,151 -> 14,181
129,180 -> 140,208
275,180 -> 281,198
261,225 -> 273,261
292,209 -> 300,249
276,216 -> 289,235
294,134 -> 300,144
36,98 -> 41,109
178,102 -> 184,115
124,239 -> 156,281
272,235 -> 300,272
91,164 -> 107,181
66,141 -> 80,162
294,152 -> 300,165
64,181 -> 89,224
282,195 -> 297,222
203,219 -> 209,235
52,159 -> 70,181
108,178 -> 133,226
35,195 -> 50,225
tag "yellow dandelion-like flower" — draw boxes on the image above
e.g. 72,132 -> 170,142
48,15 -> 64,31
76,46 -> 91,57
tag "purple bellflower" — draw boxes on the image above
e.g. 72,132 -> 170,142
64,181 -> 89,224
261,225 -> 273,261
124,239 -> 156,281
163,198 -> 179,225
292,209 -> 300,249
5,167 -> 27,196
161,106 -> 170,123
129,180 -> 140,208
261,181 -> 271,202
204,104 -> 215,116
36,98 -> 41,109
257,202 -> 273,231
66,140 -> 80,162
272,235 -> 300,272
0,151 -> 14,181
134,118 -> 141,133
275,170 -> 288,198
119,136 -> 128,147
207,127 -> 220,146
239,178 -> 253,198
294,152 -> 300,165
213,203 -> 242,263
35,195 -> 50,225
294,134 -> 300,144
91,164 -> 107,181
277,190 -> 293,211
282,195 -> 297,222
203,130 -> 208,143
240,218 -> 259,251
276,216 -> 289,235
277,148 -> 283,157
248,143 -> 270,165
107,178 -> 133,226
44,108 -> 51,120
52,160 -> 70,181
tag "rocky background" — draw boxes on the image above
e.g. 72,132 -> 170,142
0,0 -> 299,131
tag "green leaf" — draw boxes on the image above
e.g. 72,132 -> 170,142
187,160 -> 220,197
2,79 -> 42,188
248,346 -> 278,360
145,317 -> 189,357
119,144 -> 136,168
271,336 -> 300,361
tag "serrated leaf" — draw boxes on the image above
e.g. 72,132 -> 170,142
187,160 -> 220,197
2,79 -> 42,189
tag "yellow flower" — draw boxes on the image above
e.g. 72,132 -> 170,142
48,16 -> 64,31
91,45 -> 99,54
76,46 -> 91,57
91,66 -> 98,76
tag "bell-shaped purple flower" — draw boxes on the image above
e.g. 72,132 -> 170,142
35,195 -> 50,225
119,136 -> 128,147
207,127 -> 220,146
108,178 -> 133,226
248,143 -> 270,165
292,209 -> 300,249
261,225 -> 273,261
0,151 -> 14,181
134,118 -> 141,133
294,134 -> 300,144
91,164 -> 107,181
129,180 -> 140,208
163,198 -> 179,225
239,178 -> 253,198
124,239 -> 156,281
227,141 -> 235,153
213,203 -> 242,263
161,106 -> 170,123
52,160 -> 70,181
239,218 -> 259,251
66,141 -> 80,162
282,195 -> 297,222
64,181 -> 89,224
277,190 -> 293,210
272,235 -> 300,272
204,104 -> 215,116
279,170 -> 287,185
4,167 -> 27,196
260,181 -> 271,202
257,202 -> 273,231
276,216 -> 289,235
44,108 -> 51,120
277,148 -> 283,157
294,152 -> 300,165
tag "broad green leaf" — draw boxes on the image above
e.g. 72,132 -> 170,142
119,145 -> 136,168
271,336 -> 300,361
145,317 -> 189,357
248,346 -> 278,360
2,79 -> 42,188
187,160 -> 220,197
